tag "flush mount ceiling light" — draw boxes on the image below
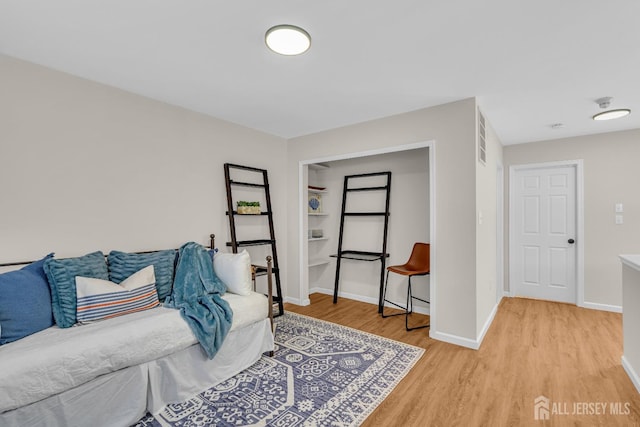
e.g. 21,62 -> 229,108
265,25 -> 311,56
592,97 -> 631,121
593,109 -> 631,121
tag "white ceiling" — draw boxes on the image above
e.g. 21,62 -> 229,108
1,1 -> 639,145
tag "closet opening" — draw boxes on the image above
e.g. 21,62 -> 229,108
298,141 -> 435,325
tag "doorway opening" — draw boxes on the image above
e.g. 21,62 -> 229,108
298,141 -> 436,328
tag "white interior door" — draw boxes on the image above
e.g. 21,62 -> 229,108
510,164 -> 577,303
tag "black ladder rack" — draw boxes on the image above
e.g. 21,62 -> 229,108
332,171 -> 392,313
224,163 -> 284,317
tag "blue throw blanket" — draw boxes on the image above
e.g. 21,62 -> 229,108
165,242 -> 233,359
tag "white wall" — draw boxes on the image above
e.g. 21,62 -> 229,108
307,149 -> 430,310
0,55 -> 288,286
475,111 -> 504,336
504,129 -> 640,308
2,54 -> 506,347
287,99 -> 479,342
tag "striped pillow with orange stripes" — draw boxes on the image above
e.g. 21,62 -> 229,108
75,265 -> 159,324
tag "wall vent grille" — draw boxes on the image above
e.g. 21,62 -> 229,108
478,109 -> 487,165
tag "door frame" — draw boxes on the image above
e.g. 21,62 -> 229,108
496,162 -> 504,304
298,140 -> 436,329
508,159 -> 584,306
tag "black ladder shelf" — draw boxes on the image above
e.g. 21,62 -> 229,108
224,163 -> 284,317
331,171 -> 392,313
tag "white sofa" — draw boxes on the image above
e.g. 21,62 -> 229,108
0,291 -> 274,427
0,237 -> 276,427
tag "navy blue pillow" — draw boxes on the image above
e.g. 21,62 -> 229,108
0,253 -> 54,344
44,252 -> 109,328
108,250 -> 177,301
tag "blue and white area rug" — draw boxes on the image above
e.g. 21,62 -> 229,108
137,312 -> 424,427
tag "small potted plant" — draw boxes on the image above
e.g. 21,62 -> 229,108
237,201 -> 261,214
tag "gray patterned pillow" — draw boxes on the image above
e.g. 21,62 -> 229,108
108,250 -> 177,300
44,252 -> 109,328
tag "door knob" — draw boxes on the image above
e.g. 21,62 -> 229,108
568,239 -> 575,244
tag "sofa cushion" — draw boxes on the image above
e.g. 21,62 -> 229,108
44,252 -> 109,328
76,265 -> 159,324
0,254 -> 54,344
108,250 -> 176,301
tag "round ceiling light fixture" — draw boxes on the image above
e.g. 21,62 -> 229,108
592,97 -> 631,121
265,25 -> 311,56
593,109 -> 631,121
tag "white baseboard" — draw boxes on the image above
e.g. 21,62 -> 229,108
429,330 -> 480,350
283,296 -> 310,306
581,301 -> 622,313
309,287 -> 430,315
476,302 -> 499,349
429,301 -> 499,351
622,356 -> 640,394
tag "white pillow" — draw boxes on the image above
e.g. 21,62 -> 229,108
214,250 -> 252,296
75,265 -> 159,324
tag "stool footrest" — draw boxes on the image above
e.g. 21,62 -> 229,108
380,270 -> 430,331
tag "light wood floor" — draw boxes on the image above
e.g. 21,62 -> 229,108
284,294 -> 640,426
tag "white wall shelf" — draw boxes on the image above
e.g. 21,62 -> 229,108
308,188 -> 328,193
307,163 -> 331,290
309,258 -> 331,267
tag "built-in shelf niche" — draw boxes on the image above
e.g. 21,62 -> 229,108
308,163 -> 331,290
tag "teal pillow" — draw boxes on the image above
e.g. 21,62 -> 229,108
108,250 -> 177,300
44,252 -> 109,328
0,254 -> 54,344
